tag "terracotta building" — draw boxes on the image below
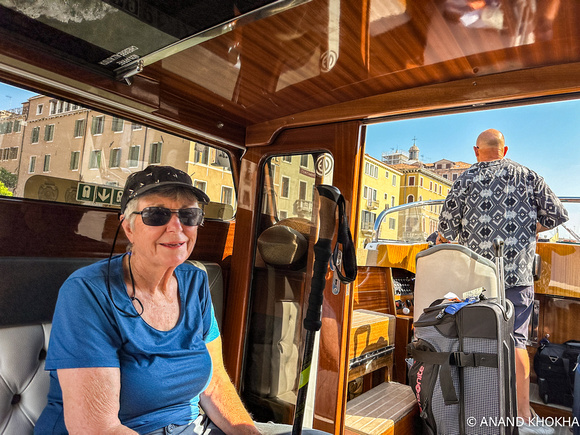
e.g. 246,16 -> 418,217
423,159 -> 471,182
0,94 -> 235,214
0,107 -> 27,186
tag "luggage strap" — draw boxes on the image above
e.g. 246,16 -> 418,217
409,347 -> 498,406
331,194 -> 357,284
450,351 -> 498,368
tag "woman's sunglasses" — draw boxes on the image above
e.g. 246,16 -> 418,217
133,207 -> 204,227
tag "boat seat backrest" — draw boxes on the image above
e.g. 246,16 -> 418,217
414,244 -> 498,322
0,257 -> 224,434
187,260 -> 225,330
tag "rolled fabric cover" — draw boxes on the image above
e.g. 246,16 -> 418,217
257,218 -> 311,267
277,217 -> 311,239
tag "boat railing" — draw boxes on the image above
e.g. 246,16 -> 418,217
372,197 -> 580,245
372,199 -> 444,243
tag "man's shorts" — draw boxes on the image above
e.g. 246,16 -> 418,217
505,285 -> 534,349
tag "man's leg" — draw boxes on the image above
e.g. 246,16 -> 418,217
505,286 -> 534,421
516,347 -> 532,421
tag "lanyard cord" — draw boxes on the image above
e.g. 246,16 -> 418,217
106,219 -> 143,317
127,253 -> 144,315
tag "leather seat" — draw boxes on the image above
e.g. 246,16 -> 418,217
0,258 -> 224,434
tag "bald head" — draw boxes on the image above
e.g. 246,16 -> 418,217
474,129 -> 508,162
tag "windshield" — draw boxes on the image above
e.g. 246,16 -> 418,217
367,199 -> 579,246
362,99 -> 580,246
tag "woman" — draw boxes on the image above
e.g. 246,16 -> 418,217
36,165 -> 328,435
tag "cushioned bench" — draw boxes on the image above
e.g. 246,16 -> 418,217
0,257 -> 224,434
345,382 -> 418,435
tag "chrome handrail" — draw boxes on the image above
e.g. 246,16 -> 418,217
372,199 -> 443,242
372,197 -> 579,243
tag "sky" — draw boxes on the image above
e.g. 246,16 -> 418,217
2,82 -> 579,237
0,83 -> 38,111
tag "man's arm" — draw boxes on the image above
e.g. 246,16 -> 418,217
533,174 -> 569,230
437,187 -> 466,243
200,337 -> 261,435
437,169 -> 473,244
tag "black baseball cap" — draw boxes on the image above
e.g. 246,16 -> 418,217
120,165 -> 210,213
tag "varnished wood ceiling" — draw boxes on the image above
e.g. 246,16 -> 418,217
0,0 -> 578,149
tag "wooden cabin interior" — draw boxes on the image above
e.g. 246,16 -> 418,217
0,0 -> 580,434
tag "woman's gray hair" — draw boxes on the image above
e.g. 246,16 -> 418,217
122,198 -> 140,231
121,185 -> 201,231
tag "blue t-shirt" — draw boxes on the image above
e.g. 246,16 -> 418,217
35,255 -> 221,434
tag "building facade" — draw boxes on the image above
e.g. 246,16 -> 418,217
269,154 -> 317,221
0,108 -> 27,185
0,94 -> 235,214
389,163 -> 452,241
423,159 -> 471,182
358,154 -> 402,248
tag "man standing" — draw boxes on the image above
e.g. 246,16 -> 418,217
437,129 -> 568,434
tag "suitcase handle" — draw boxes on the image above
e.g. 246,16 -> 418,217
493,237 -> 506,311
493,237 -> 504,257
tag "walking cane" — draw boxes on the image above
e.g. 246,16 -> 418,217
292,185 -> 342,435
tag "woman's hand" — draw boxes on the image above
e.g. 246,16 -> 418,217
436,232 -> 449,244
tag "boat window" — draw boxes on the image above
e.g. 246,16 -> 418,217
241,151 -> 334,424
0,82 -> 236,221
362,99 -> 580,247
262,153 -> 334,222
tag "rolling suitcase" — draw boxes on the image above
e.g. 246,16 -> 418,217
413,243 -> 499,322
408,239 -> 517,434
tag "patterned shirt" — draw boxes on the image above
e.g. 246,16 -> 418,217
438,158 -> 568,288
